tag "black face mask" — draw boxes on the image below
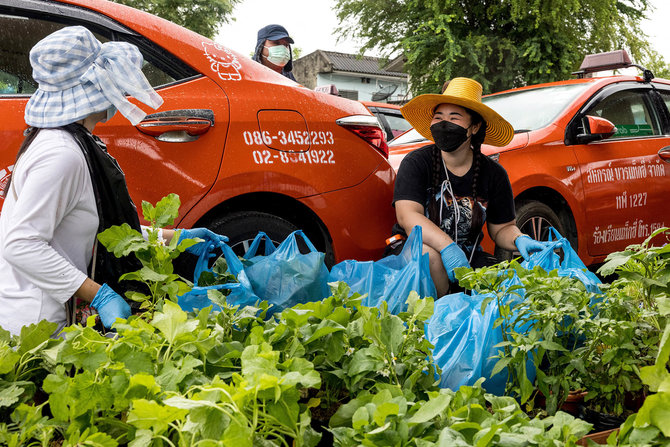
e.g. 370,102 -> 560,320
430,121 -> 470,153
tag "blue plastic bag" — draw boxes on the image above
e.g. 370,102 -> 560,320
328,226 -> 437,314
181,230 -> 328,315
178,282 -> 248,313
179,239 -> 262,312
426,272 -> 528,394
243,230 -> 330,314
241,231 -> 276,260
521,227 -> 601,293
427,229 -> 599,395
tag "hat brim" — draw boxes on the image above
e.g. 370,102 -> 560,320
24,86 -> 112,128
265,33 -> 294,44
400,94 -> 514,147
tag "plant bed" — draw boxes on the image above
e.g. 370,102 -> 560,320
535,390 -> 588,416
1,198 -> 669,446
577,428 -> 619,446
578,405 -> 626,432
578,406 -> 626,432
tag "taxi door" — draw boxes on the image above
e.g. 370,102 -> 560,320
571,84 -> 670,256
0,3 -> 229,223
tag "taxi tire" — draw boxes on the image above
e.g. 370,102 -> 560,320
207,211 -> 299,256
494,200 -> 566,261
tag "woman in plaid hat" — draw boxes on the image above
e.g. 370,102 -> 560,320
0,26 -> 225,336
393,77 -> 549,297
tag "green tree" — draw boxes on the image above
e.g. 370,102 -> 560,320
335,0 -> 655,94
112,0 -> 240,39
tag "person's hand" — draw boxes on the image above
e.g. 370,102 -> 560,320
91,283 -> 131,328
440,242 -> 471,282
177,228 -> 228,256
515,235 -> 547,260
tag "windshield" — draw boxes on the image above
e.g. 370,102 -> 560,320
482,83 -> 590,132
388,83 -> 591,147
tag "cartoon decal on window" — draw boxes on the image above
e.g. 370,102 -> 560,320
202,42 -> 242,81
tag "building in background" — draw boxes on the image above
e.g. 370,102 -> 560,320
293,50 -> 409,104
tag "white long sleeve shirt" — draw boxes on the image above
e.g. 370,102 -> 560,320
0,129 -> 98,335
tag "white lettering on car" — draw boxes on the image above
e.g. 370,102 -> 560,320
615,191 -> 647,209
586,159 -> 666,184
243,130 -> 334,147
251,149 -> 335,165
592,219 -> 666,245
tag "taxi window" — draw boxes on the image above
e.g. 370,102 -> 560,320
380,110 -> 412,138
0,13 -> 188,96
587,90 -> 660,138
656,90 -> 670,122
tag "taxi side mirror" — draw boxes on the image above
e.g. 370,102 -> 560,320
576,115 -> 617,144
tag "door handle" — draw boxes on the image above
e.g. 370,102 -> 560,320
137,109 -> 214,142
658,146 -> 670,162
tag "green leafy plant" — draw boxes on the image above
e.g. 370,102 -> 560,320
8,194 -> 670,446
598,227 -> 670,329
505,269 -> 594,415
575,228 -> 670,418
615,300 -> 670,445
329,378 -> 592,446
97,193 -> 199,314
196,256 -> 237,286
263,284 -> 440,428
578,290 -> 658,418
457,260 -> 526,394
459,262 -> 595,415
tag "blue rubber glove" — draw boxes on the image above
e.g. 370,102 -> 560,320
91,283 -> 131,329
440,242 -> 471,282
515,235 -> 547,260
177,228 -> 228,256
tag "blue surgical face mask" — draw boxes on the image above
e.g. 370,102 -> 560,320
102,105 -> 117,123
264,45 -> 290,66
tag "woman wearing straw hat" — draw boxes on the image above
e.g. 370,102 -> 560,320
394,77 -> 547,296
0,26 -> 226,336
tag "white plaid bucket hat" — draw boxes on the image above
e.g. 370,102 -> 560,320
24,26 -> 163,127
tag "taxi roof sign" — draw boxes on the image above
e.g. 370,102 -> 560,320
579,50 -> 632,72
573,49 -> 653,82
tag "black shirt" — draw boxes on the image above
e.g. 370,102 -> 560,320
393,144 -> 515,250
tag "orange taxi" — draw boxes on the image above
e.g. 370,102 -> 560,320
389,51 -> 670,266
0,0 -> 396,264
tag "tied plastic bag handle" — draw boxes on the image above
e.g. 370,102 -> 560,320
193,241 -> 218,286
193,240 -> 245,285
520,227 -> 563,271
243,231 -> 276,259
544,227 -> 578,268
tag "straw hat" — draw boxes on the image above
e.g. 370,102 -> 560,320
400,77 -> 513,147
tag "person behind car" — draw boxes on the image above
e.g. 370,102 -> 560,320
393,77 -> 548,297
252,24 -> 296,81
0,26 -> 226,336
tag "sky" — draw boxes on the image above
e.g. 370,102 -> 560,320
216,0 -> 670,63
215,0 -> 375,58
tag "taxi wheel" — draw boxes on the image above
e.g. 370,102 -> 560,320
494,201 -> 565,261
207,211 -> 299,256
